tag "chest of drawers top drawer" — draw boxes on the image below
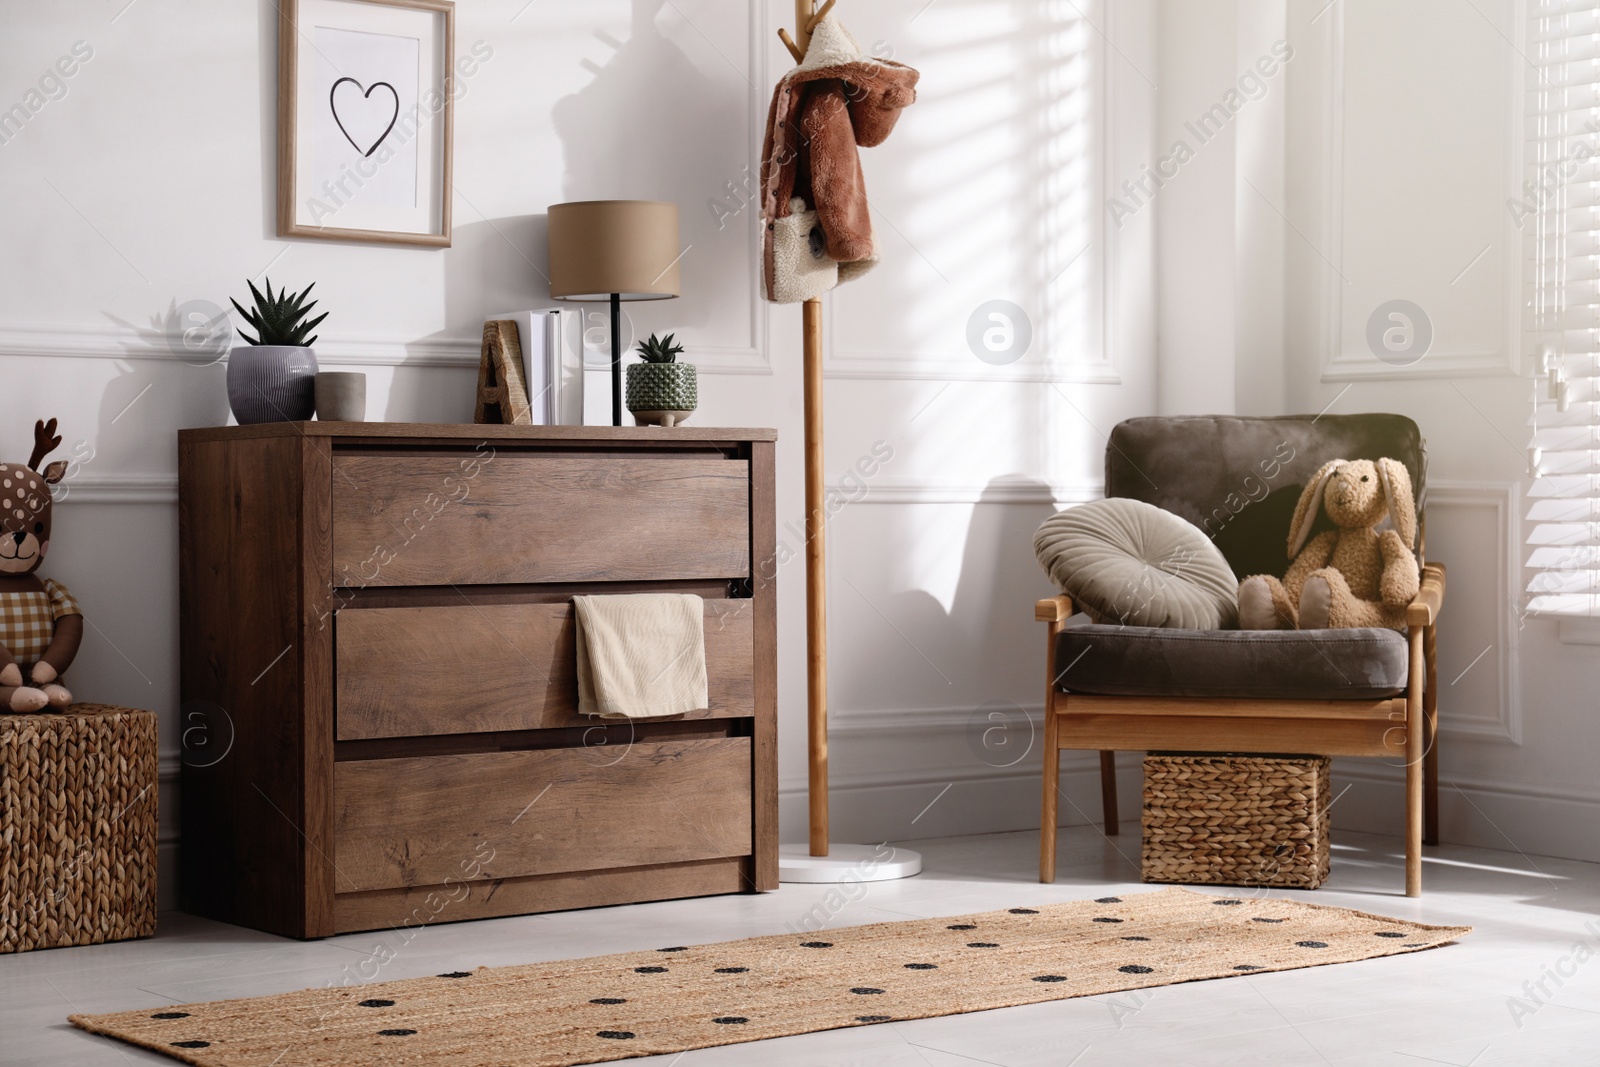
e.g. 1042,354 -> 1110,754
331,450 -> 751,587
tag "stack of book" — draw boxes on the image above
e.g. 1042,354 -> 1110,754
488,309 -> 584,425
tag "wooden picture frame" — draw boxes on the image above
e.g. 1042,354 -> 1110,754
277,0 -> 455,248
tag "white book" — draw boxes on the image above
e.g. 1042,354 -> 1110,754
486,310 -> 584,425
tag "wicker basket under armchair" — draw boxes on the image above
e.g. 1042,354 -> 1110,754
1036,415 -> 1445,897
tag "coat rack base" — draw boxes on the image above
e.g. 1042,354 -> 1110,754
778,842 -> 924,884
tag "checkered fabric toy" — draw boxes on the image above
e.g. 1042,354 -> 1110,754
0,419 -> 83,713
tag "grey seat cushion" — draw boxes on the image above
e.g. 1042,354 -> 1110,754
1055,623 -> 1408,700
1104,414 -> 1426,581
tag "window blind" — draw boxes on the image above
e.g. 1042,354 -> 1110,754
1526,0 -> 1600,616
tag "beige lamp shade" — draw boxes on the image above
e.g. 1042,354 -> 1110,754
547,200 -> 682,302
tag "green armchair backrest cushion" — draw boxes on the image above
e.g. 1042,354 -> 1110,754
1104,414 -> 1427,581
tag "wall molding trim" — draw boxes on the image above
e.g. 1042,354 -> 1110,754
823,353 -> 1123,385
821,10 -> 1122,386
1427,479 -> 1523,745
0,321 -> 774,376
1330,762 -> 1600,864
53,474 -> 179,505
1314,1 -> 1524,384
1335,761 -> 1600,809
845,481 -> 1103,506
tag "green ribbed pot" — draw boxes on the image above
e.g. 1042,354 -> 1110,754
626,362 -> 698,426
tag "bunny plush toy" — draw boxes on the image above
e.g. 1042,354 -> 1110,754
1237,457 -> 1421,632
0,419 -> 83,712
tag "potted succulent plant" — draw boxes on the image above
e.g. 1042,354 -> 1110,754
225,279 -> 327,424
625,332 -> 698,427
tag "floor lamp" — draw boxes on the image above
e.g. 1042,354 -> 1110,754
776,0 -> 922,885
547,201 -> 681,425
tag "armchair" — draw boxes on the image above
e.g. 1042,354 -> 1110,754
1037,415 -> 1445,897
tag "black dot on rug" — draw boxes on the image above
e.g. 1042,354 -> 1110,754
150,1012 -> 190,1020
1404,943 -> 1425,948
1032,975 -> 1068,983
1233,964 -> 1263,972
658,946 -> 688,953
170,1041 -> 210,1049
1121,936 -> 1150,941
1092,917 -> 1124,923
904,963 -> 937,970
358,999 -> 394,1008
801,941 -> 833,948
966,942 -> 999,948
1374,931 -> 1406,938
857,1014 -> 892,1022
438,971 -> 472,978
851,987 -> 885,995
1251,918 -> 1285,924
1095,897 -> 1122,904
947,924 -> 976,930
1296,941 -> 1329,949
1213,899 -> 1243,906
597,1031 -> 635,1040
712,1017 -> 748,1025
1008,908 -> 1039,914
590,998 -> 626,1005
714,967 -> 748,974
635,966 -> 668,973
1118,965 -> 1154,974
378,1029 -> 416,1037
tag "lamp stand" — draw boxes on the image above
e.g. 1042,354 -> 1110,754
610,292 -> 623,427
776,0 -> 921,886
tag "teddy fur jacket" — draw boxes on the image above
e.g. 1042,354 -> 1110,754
760,14 -> 919,302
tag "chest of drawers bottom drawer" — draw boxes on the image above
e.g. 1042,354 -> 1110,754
333,737 -> 753,894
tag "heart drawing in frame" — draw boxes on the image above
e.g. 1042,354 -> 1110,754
329,77 -> 400,157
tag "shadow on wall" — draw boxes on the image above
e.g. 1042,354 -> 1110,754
550,0 -> 746,337
431,214 -> 551,421
837,477 -> 1061,715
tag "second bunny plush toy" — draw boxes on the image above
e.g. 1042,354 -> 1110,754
1238,458 -> 1420,631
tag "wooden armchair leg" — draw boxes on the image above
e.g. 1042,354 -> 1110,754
1099,751 -> 1119,836
1040,714 -> 1059,884
1040,623 -> 1062,884
1424,622 -> 1440,846
1405,627 -> 1424,897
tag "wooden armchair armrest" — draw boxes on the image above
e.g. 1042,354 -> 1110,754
1406,563 -> 1446,628
1035,594 -> 1074,624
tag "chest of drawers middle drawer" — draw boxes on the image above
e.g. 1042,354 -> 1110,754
334,598 -> 754,741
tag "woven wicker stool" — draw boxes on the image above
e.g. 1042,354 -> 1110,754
1,704 -> 158,952
1142,753 -> 1331,890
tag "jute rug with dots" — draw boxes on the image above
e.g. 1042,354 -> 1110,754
71,888 -> 1469,1067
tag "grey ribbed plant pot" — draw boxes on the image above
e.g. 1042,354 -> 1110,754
626,363 -> 697,427
227,346 -> 318,424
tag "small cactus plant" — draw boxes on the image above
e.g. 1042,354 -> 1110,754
635,332 -> 684,364
230,278 -> 327,347
626,333 -> 697,426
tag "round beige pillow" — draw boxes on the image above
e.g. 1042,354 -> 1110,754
1034,498 -> 1239,629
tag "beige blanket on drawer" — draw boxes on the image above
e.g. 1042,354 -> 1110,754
573,594 -> 708,719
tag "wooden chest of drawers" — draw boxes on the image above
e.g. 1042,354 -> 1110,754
178,424 -> 777,939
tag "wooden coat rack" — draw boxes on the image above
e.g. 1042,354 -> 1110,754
791,0 -> 832,860
776,0 -> 919,883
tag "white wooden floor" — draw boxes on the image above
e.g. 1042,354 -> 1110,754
3,825 -> 1598,1066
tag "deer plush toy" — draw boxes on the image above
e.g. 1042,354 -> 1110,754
1237,457 -> 1420,631
0,420 -> 83,712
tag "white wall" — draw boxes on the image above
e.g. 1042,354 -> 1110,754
0,0 -> 1159,906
